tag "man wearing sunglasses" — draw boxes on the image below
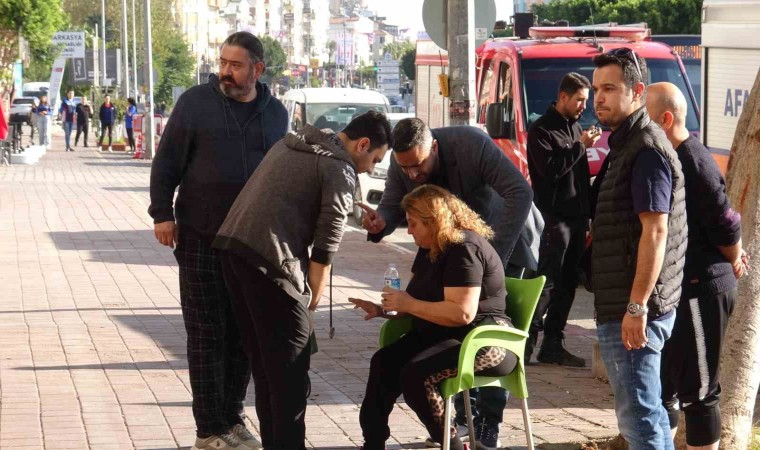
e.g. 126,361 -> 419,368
590,48 -> 687,450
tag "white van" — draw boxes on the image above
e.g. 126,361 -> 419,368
701,0 -> 760,173
280,88 -> 390,134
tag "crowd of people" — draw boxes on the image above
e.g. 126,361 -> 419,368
147,31 -> 748,450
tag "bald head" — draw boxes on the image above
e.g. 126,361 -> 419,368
646,82 -> 690,147
647,82 -> 688,125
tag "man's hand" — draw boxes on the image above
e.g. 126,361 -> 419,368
154,221 -> 177,248
733,249 -> 750,279
621,313 -> 648,351
380,287 -> 413,314
580,128 -> 601,148
349,298 -> 384,320
358,203 -> 386,234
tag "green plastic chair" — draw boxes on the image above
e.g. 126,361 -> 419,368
378,276 -> 545,450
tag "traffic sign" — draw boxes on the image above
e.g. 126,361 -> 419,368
377,65 -> 399,74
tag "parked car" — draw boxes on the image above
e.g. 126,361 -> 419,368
281,87 -> 391,133
9,97 -> 39,125
352,112 -> 415,225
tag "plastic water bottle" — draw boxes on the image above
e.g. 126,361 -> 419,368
383,263 -> 401,316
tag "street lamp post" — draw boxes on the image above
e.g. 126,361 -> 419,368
122,0 -> 130,97
101,0 -> 107,88
144,0 -> 155,159
131,0 -> 138,99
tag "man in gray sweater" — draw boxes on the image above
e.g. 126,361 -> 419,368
213,111 -> 392,450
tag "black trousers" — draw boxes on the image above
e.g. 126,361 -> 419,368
529,216 -> 586,337
360,330 -> 516,450
99,123 -> 113,146
661,287 -> 736,446
220,252 -> 311,450
75,121 -> 89,146
126,127 -> 135,151
174,234 -> 251,437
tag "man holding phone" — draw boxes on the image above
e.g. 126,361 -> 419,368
525,72 -> 600,366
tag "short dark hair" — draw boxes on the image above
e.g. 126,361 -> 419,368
559,72 -> 591,96
127,97 -> 136,106
391,118 -> 432,153
222,32 -> 264,65
592,50 -> 649,90
342,110 -> 393,151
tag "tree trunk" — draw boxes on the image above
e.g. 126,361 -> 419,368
719,68 -> 760,450
0,28 -> 20,100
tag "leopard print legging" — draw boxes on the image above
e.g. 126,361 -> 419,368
424,344 -> 509,439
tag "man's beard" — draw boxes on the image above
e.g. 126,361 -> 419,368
220,71 -> 256,101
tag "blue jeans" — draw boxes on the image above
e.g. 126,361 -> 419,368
454,387 -> 507,425
63,121 -> 73,149
597,313 -> 676,450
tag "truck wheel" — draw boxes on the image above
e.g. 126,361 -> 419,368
353,182 -> 364,226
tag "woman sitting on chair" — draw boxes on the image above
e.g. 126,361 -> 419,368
350,185 -> 518,450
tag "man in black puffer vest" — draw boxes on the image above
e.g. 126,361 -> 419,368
591,49 -> 687,450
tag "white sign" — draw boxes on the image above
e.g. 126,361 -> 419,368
475,27 -> 488,40
378,74 -> 400,84
377,65 -> 399,74
376,59 -> 400,67
52,32 -> 86,58
48,57 -> 67,110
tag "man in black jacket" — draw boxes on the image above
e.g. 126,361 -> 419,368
74,96 -> 92,147
526,72 -> 599,366
149,32 -> 288,450
591,49 -> 687,450
647,82 -> 747,450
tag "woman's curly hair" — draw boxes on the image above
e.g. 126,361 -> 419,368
401,185 -> 494,261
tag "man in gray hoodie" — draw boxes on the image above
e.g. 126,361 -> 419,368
213,111 -> 392,450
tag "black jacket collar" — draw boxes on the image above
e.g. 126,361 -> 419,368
608,106 -> 651,150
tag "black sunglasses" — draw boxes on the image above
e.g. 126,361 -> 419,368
608,47 -> 643,81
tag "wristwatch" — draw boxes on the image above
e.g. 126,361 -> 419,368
626,303 -> 649,318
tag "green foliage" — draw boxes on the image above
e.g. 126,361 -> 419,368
382,41 -> 415,60
0,0 -> 68,94
260,35 -> 286,84
310,76 -> 321,88
531,0 -> 702,35
358,64 -> 376,84
492,27 -> 514,38
110,96 -> 128,122
401,49 -> 416,80
154,31 -> 194,106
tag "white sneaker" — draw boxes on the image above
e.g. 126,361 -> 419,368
230,424 -> 263,450
191,432 -> 242,449
107,146 -> 113,152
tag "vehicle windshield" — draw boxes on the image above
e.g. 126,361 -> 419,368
306,103 -> 387,132
521,57 -> 699,132
13,98 -> 35,105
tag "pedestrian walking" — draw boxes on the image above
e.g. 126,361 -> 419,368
75,96 -> 92,147
125,97 -> 137,153
98,95 -> 117,152
591,48 -> 687,450
58,90 -> 76,152
149,31 -> 288,450
525,72 -> 599,367
213,111 -> 392,450
647,82 -> 748,450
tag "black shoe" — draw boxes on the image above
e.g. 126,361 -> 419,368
69,147 -> 75,151
525,330 -> 538,364
474,419 -> 501,450
537,335 -> 586,367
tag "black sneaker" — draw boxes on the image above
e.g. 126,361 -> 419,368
537,335 -> 586,367
524,330 -> 538,364
474,420 -> 501,450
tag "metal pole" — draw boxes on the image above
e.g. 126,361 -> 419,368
101,0 -> 107,87
144,0 -> 155,159
131,0 -> 138,100
446,0 -> 476,126
122,0 -> 130,97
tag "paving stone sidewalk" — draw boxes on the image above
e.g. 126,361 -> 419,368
0,134 -> 619,450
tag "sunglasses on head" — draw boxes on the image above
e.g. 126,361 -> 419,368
608,47 -> 643,82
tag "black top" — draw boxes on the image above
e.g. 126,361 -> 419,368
228,95 -> 260,126
527,105 -> 590,220
676,135 -> 741,296
407,230 -> 510,343
76,103 -> 92,122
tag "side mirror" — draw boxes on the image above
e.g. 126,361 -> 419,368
485,103 -> 513,139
